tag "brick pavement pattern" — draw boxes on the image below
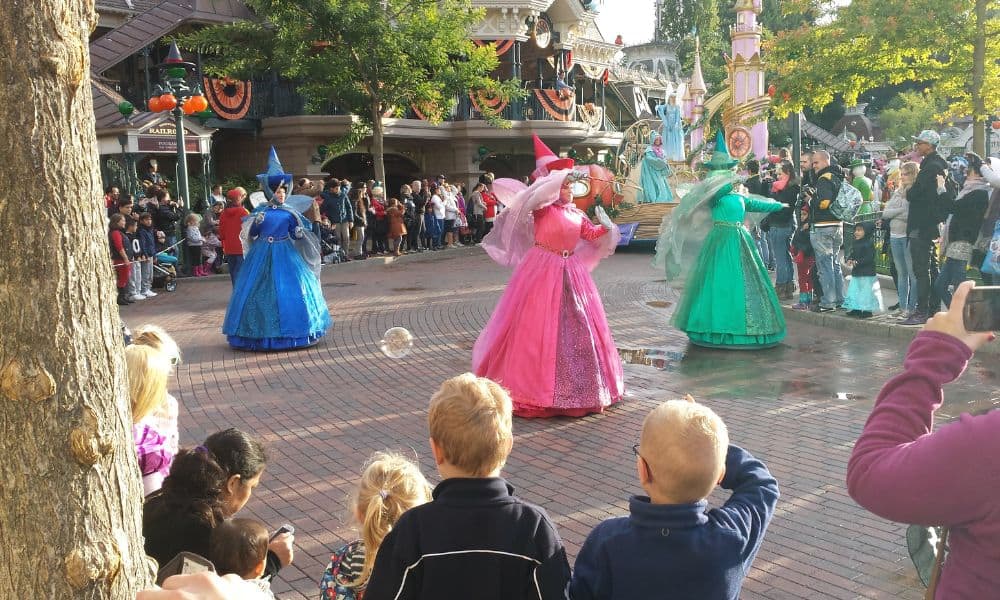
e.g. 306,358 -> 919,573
123,249 -> 999,599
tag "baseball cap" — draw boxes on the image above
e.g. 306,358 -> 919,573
911,130 -> 940,146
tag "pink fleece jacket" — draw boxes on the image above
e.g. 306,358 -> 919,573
847,331 -> 1000,598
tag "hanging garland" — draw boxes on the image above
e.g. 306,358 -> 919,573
469,89 -> 509,114
533,89 -> 575,121
202,77 -> 252,120
473,39 -> 515,56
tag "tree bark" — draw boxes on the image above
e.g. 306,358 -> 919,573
371,99 -> 387,186
0,1 -> 153,599
970,0 -> 986,156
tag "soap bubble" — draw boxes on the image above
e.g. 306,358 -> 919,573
379,327 -> 414,358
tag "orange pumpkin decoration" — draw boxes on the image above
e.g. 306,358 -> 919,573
148,95 -> 164,112
182,100 -> 198,115
570,164 -> 624,213
159,93 -> 178,111
187,95 -> 209,113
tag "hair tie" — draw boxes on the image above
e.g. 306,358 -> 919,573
378,490 -> 389,501
194,445 -> 209,455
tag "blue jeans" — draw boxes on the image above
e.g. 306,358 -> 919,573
889,237 -> 916,312
755,228 -> 771,267
810,226 -> 845,308
933,257 -> 967,310
226,254 -> 244,286
767,225 -> 794,285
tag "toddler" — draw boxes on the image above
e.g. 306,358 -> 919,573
790,205 -> 816,310
132,325 -> 182,459
319,452 -> 432,600
202,226 -> 223,273
184,213 -> 207,276
843,222 -> 884,318
126,344 -> 174,495
570,397 -> 779,600
210,518 -> 274,599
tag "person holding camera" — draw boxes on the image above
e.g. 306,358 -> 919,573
847,280 -> 997,599
154,189 -> 184,251
806,151 -> 845,312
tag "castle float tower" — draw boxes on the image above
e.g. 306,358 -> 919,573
724,0 -> 770,160
687,38 -> 707,153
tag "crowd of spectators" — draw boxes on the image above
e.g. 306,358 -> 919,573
104,173 -> 506,305
747,131 -> 1000,324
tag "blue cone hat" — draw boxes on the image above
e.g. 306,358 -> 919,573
257,146 -> 294,199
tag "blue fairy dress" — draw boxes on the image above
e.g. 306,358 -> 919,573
222,202 -> 331,350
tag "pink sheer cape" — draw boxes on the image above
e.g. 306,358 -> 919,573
482,170 -> 622,271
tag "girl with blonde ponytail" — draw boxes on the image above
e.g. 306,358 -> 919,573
320,452 -> 431,600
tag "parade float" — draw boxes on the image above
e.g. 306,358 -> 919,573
600,0 -> 772,245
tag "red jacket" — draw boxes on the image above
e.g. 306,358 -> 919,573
218,206 -> 249,255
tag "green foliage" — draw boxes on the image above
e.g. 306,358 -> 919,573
766,0 -> 999,122
877,90 -> 949,143
178,0 -> 523,179
669,0 -> 819,93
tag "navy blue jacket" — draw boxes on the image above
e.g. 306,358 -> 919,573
138,226 -> 157,257
365,478 -> 571,600
321,190 -> 354,224
569,446 -> 779,600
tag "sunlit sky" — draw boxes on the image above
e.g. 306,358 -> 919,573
595,0 -> 657,45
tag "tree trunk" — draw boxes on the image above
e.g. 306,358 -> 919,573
371,99 -> 387,186
970,0 -> 986,156
0,2 -> 153,599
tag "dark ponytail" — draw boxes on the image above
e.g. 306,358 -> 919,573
204,428 -> 267,481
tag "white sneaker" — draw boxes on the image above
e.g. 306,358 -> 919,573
143,291 -> 158,298
129,294 -> 146,301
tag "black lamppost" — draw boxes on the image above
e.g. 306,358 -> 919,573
146,42 -> 209,214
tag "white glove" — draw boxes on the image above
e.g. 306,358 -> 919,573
594,205 -> 614,230
293,226 -> 306,239
254,212 -> 265,224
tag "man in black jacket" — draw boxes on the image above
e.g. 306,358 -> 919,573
807,150 -> 845,311
902,130 -> 955,325
153,188 -> 183,251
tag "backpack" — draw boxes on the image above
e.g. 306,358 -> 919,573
829,179 -> 863,222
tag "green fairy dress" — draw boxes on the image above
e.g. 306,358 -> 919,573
670,190 -> 787,349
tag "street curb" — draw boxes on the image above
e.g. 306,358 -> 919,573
781,305 -> 1000,356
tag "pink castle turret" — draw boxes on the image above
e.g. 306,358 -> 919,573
723,0 -> 770,159
688,37 -> 707,154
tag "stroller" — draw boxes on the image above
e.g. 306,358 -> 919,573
318,223 -> 348,264
152,238 -> 184,292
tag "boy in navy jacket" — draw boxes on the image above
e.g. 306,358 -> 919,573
365,374 -> 571,600
570,397 -> 778,600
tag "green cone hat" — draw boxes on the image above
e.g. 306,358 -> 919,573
703,130 -> 740,170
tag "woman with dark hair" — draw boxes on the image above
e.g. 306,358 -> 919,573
767,160 -> 800,301
143,429 -> 293,577
933,153 -> 989,308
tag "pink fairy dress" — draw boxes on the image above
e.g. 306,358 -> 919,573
474,170 -> 624,417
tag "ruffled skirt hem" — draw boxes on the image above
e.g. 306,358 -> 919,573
227,332 -> 326,351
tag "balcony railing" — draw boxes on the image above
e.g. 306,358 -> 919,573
242,78 -> 621,133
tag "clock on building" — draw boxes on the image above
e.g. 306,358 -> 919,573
533,15 -> 552,48
727,127 -> 752,159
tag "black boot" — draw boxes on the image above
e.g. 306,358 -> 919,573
117,288 -> 130,306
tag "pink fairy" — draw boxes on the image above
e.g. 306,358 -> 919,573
473,136 -> 625,418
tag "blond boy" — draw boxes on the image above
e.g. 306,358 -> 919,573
570,397 -> 779,600
365,373 -> 571,600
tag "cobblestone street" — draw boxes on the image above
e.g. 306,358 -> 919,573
123,249 -> 999,600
